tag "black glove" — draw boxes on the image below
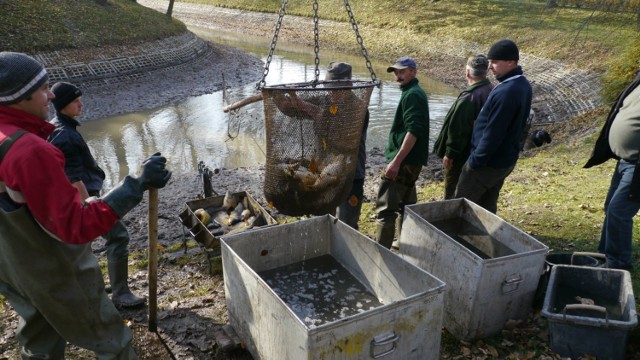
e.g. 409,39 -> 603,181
102,152 -> 172,217
137,152 -> 172,189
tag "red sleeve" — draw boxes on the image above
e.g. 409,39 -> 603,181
1,134 -> 120,244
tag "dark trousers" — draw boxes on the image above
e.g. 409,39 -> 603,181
375,164 -> 421,248
454,162 -> 515,214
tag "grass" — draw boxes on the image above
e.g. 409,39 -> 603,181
0,0 -> 185,53
183,0 -> 640,100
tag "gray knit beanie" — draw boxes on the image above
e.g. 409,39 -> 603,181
0,52 -> 48,106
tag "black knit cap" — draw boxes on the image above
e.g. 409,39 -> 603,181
51,82 -> 82,112
0,52 -> 48,106
487,39 -> 519,61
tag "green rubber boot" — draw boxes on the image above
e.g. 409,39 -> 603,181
108,259 -> 145,308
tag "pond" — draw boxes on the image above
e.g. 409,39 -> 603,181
80,26 -> 458,189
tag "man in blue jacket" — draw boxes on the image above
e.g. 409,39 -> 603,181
455,40 -> 532,213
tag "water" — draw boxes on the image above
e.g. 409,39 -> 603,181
259,254 -> 384,328
81,26 -> 458,189
430,217 -> 516,259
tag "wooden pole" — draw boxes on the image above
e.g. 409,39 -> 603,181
148,188 -> 159,332
223,93 -> 263,113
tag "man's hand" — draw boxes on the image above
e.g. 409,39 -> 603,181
385,159 -> 401,179
138,152 -> 172,189
443,156 -> 453,170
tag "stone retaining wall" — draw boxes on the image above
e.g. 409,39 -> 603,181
34,32 -> 211,89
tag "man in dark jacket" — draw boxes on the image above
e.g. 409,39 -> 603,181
434,54 -> 493,199
455,40 -> 532,213
584,73 -> 640,270
48,82 -> 144,307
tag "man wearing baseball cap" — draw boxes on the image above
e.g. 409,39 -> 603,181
375,56 -> 430,249
454,39 -> 532,213
0,51 -> 171,358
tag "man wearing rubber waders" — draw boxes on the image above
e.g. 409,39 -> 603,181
48,82 -> 145,308
0,52 -> 171,359
374,57 -> 430,249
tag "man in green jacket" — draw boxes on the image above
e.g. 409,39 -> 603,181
434,54 -> 493,199
375,57 -> 430,249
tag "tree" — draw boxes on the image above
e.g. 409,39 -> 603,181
167,0 -> 175,17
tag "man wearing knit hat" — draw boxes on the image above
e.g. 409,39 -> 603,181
375,56 -> 429,249
48,82 -> 145,308
454,40 -> 532,213
0,51 -> 171,358
434,54 -> 494,199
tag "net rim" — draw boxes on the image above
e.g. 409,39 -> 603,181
262,79 -> 379,91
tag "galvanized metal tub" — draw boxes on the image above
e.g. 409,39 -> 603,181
221,215 -> 446,360
399,198 -> 548,341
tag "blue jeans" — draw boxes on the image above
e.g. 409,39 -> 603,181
599,159 -> 639,269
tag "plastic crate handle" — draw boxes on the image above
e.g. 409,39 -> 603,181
562,304 -> 609,324
370,331 -> 399,358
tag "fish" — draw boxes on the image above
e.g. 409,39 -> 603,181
242,196 -> 249,210
222,191 -> 239,212
234,201 -> 245,217
240,209 -> 252,221
194,208 -> 211,225
214,210 -> 231,227
292,166 -> 318,188
228,210 -> 241,226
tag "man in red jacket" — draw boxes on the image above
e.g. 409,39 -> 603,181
0,52 -> 171,359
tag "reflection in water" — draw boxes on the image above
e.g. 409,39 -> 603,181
81,27 -> 458,189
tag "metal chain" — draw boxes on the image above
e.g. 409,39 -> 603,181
344,0 -> 378,85
257,0 -> 288,90
313,0 -> 320,83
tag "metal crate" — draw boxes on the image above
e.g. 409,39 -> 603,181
399,198 -> 548,341
178,191 -> 277,249
221,215 -> 446,360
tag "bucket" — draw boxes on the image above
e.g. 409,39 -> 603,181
534,252 -> 604,308
545,252 -> 601,268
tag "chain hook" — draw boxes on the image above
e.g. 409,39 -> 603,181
344,0 -> 379,87
313,0 -> 321,84
257,0 -> 288,90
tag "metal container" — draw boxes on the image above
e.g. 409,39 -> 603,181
542,265 -> 637,359
221,215 -> 446,360
178,191 -> 277,249
399,198 -> 549,341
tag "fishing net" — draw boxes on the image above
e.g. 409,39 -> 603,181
262,80 -> 374,216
